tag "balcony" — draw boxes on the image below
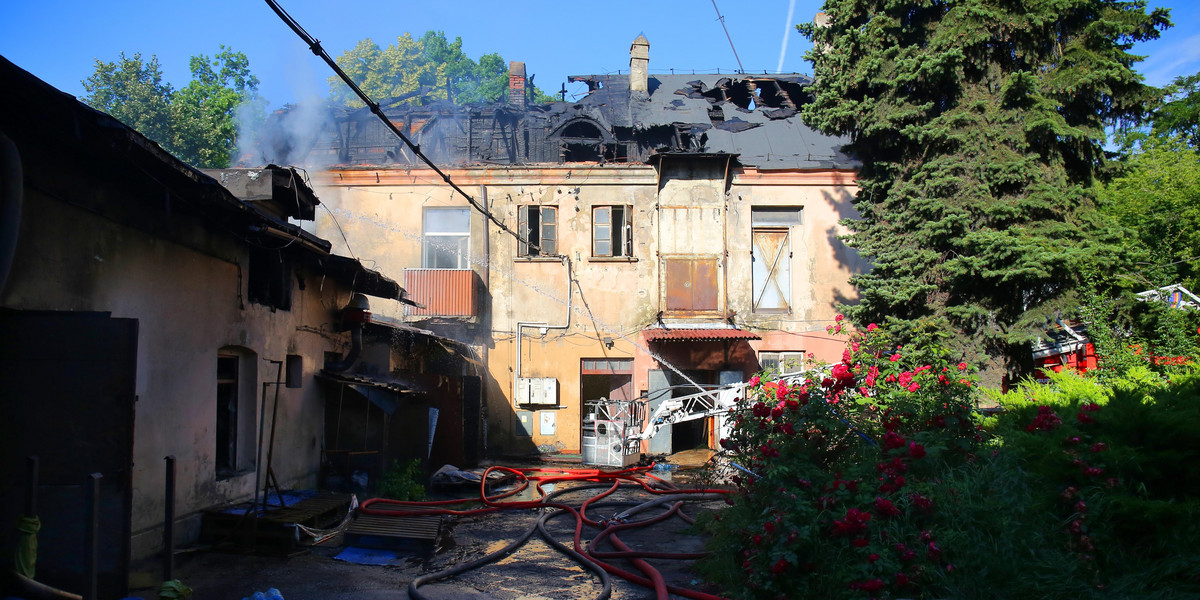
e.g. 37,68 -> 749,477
403,269 -> 479,318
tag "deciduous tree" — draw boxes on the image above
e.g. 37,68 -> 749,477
81,52 -> 174,148
800,0 -> 1170,382
329,31 -> 553,107
172,47 -> 265,168
82,47 -> 262,168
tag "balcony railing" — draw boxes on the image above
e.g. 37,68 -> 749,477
403,269 -> 478,318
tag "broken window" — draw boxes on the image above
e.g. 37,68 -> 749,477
518,205 -> 558,257
592,205 -> 633,258
248,246 -> 292,311
565,143 -> 602,162
423,208 -> 471,268
560,120 -> 605,163
751,207 -> 802,313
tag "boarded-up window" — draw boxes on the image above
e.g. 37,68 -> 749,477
518,205 -> 557,256
664,257 -> 719,312
752,207 -> 800,313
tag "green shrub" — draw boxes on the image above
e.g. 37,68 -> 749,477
377,459 -> 426,501
701,322 -> 1200,599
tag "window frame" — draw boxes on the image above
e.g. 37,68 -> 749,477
216,354 -> 240,478
592,205 -> 634,258
422,207 -> 472,269
518,205 -> 558,257
751,206 -> 803,315
759,351 -> 805,374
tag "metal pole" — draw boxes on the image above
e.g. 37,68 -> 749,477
162,455 -> 176,582
85,472 -> 102,600
25,455 -> 38,517
262,360 -> 284,511
252,380 -> 269,517
711,0 -> 745,74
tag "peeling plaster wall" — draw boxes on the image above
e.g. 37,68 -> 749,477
2,188 -> 356,561
313,164 -> 865,455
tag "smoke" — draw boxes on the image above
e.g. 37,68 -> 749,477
243,98 -> 337,168
235,51 -> 338,168
776,0 -> 798,73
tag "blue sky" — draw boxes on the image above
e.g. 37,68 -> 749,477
1,0 -> 1197,109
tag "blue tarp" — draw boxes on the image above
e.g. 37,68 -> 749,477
333,546 -> 406,566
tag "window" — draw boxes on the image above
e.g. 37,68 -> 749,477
760,351 -> 805,374
752,207 -> 802,313
423,208 -> 471,268
216,347 -> 257,479
593,205 -> 633,257
247,247 -> 292,311
216,355 -> 239,476
518,205 -> 557,257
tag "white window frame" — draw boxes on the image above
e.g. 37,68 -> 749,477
760,351 -> 805,374
519,205 -> 558,257
423,207 -> 472,269
593,205 -> 633,258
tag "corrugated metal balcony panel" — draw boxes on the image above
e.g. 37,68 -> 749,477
403,269 -> 478,317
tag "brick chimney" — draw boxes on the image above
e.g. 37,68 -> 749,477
629,34 -> 649,95
508,61 -> 527,109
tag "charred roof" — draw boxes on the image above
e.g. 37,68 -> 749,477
255,73 -> 856,171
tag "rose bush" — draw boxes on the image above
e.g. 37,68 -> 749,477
700,318 -> 981,598
701,319 -> 1200,599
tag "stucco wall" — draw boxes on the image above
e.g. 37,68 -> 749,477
3,189 -> 357,560
312,163 -> 866,454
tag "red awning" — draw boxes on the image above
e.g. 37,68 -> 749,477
643,328 -> 761,342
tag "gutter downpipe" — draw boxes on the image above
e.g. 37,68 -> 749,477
513,256 -> 572,406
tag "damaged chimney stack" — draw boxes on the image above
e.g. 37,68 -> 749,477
509,61 -> 527,109
629,34 -> 649,96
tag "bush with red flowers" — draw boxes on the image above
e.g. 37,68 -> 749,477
699,318 -> 981,598
701,317 -> 1200,599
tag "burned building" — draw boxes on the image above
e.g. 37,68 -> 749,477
262,36 -> 867,460
0,55 -> 483,596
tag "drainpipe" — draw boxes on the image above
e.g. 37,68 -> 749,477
325,294 -> 370,372
513,256 -> 572,405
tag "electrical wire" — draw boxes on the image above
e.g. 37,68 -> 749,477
263,0 -> 539,253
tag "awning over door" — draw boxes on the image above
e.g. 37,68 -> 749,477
642,328 -> 761,342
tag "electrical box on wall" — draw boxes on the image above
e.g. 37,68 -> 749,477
516,377 -> 558,406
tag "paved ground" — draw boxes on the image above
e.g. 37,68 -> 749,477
131,459 -> 729,600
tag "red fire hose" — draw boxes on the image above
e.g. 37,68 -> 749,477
359,464 -> 730,600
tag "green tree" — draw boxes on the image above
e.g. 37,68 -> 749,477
81,52 -> 175,147
1100,136 -> 1200,291
82,47 -> 262,168
329,31 -> 552,107
1151,72 -> 1200,148
172,46 -> 264,168
799,0 -> 1170,383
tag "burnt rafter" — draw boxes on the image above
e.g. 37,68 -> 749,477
255,71 -> 851,170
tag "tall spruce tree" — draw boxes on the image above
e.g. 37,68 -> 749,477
800,0 -> 1170,382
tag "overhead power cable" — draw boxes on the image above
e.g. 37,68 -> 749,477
262,0 -> 538,252
710,0 -> 745,74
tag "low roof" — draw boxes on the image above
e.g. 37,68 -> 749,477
643,327 -> 762,342
0,56 -> 402,300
